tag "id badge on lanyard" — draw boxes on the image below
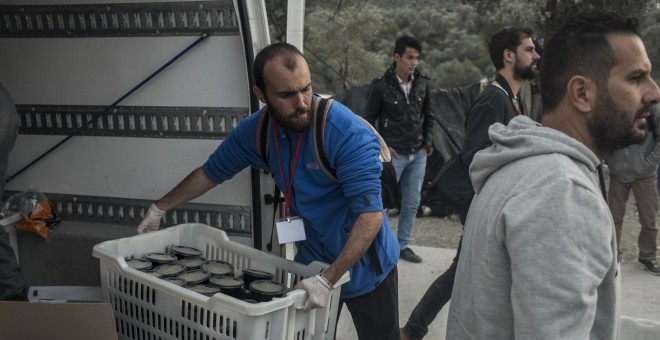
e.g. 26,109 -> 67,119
276,217 -> 306,244
272,120 -> 307,244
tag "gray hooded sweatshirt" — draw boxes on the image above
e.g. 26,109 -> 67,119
446,115 -> 620,340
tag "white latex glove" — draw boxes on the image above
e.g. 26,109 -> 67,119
137,203 -> 165,234
295,274 -> 333,312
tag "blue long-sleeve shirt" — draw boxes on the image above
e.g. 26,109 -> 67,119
203,96 -> 399,298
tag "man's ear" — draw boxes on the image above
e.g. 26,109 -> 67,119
253,85 -> 266,103
567,75 -> 596,114
503,49 -> 515,65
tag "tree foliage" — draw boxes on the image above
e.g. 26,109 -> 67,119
264,0 -> 660,94
304,3 -> 391,92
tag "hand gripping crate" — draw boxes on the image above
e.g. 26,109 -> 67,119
92,223 -> 349,340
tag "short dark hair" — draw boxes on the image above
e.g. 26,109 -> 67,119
253,42 -> 306,92
488,27 -> 534,70
540,11 -> 639,112
394,35 -> 422,56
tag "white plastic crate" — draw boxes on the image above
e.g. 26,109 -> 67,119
92,223 -> 349,340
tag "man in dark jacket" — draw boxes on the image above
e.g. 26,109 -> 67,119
364,35 -> 434,264
605,104 -> 660,275
0,81 -> 27,301
401,28 -> 540,340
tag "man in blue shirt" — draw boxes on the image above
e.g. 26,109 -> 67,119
137,42 -> 401,339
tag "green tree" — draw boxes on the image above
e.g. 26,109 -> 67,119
433,59 -> 485,89
641,4 -> 660,82
542,0 -> 654,41
266,0 -> 659,91
304,4 -> 392,93
264,0 -> 288,43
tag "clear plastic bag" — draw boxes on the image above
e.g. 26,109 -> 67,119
0,190 -> 61,239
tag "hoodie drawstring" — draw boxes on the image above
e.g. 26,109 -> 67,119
597,164 -> 608,202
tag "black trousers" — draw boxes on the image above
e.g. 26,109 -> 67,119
0,228 -> 26,300
336,266 -> 400,340
402,236 -> 463,340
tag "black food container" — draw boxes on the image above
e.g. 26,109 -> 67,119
209,275 -> 244,299
241,269 -> 274,289
249,280 -> 285,302
201,260 -> 234,277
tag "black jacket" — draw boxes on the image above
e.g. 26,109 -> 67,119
461,74 -> 518,165
434,74 -> 518,224
364,65 -> 434,154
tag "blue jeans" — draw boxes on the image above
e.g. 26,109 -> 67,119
391,151 -> 426,249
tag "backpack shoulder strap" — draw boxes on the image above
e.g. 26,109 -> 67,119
259,100 -> 338,178
313,97 -> 391,183
255,107 -> 270,166
263,96 -> 390,183
497,85 -> 518,120
356,115 -> 391,162
313,97 -> 338,181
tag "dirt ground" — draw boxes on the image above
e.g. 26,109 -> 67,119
393,192 -> 658,265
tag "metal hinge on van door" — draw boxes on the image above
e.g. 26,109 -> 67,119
4,190 -> 253,237
16,105 -> 248,139
0,1 -> 238,38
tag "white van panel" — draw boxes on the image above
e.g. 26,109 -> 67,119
0,36 -> 249,107
0,0 -> 258,235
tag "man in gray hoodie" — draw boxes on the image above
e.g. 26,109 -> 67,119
446,11 -> 660,339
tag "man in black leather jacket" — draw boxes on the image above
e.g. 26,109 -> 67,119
364,35 -> 434,264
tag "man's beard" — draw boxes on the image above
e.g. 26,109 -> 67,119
268,101 -> 313,133
513,57 -> 536,81
590,86 -> 648,155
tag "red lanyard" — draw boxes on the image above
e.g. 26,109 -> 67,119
272,119 -> 303,220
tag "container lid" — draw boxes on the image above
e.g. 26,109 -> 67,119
162,277 -> 187,287
177,269 -> 211,284
250,280 -> 285,295
126,258 -> 153,271
242,268 -> 274,279
142,270 -> 162,278
209,276 -> 243,289
153,263 -> 187,277
187,284 -> 221,296
177,257 -> 205,269
201,260 -> 234,276
169,245 -> 204,258
144,252 -> 178,264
